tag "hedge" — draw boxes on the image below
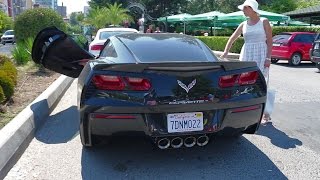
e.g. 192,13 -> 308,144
0,55 -> 17,103
197,36 -> 244,53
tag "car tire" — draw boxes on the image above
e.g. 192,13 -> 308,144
2,42 -> 5,45
316,62 -> 320,70
290,53 -> 302,66
271,58 -> 279,64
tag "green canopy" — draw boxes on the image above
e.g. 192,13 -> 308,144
158,13 -> 193,22
185,11 -> 225,21
217,10 -> 290,23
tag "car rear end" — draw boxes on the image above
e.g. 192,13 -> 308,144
78,62 -> 267,148
310,39 -> 320,70
271,33 -> 293,60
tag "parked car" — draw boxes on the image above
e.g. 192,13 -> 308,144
310,33 -> 320,70
271,32 -> 316,65
89,27 -> 138,57
32,27 -> 267,149
1,30 -> 15,45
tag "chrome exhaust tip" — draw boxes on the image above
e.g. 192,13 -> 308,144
157,138 -> 170,149
184,136 -> 196,148
171,137 -> 183,148
197,135 -> 209,146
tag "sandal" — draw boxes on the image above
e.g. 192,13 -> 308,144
261,115 -> 271,126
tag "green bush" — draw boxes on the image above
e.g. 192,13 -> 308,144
14,8 -> 66,42
0,55 -> 17,84
197,36 -> 244,53
12,38 -> 34,65
272,26 -> 320,36
0,86 -> 5,103
0,71 -> 15,101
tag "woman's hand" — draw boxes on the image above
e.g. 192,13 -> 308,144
220,51 -> 228,59
264,58 -> 271,67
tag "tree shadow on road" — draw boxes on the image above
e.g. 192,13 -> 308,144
81,136 -> 287,180
257,122 -> 302,149
35,106 -> 79,144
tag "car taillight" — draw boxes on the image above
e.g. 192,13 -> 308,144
238,71 -> 258,85
92,75 -> 125,90
125,77 -> 151,91
90,44 -> 104,51
219,71 -> 259,88
92,75 -> 151,91
219,74 -> 238,88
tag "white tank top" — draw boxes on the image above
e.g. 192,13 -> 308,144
242,17 -> 267,44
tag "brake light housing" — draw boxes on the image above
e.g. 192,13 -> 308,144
219,71 -> 259,88
90,44 -> 104,51
92,75 -> 151,91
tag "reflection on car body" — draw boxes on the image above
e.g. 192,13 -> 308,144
31,27 -> 267,149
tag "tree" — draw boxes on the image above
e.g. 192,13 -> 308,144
296,0 -> 320,10
70,12 -> 79,26
14,8 -> 66,42
0,11 -> 13,32
260,0 -> 296,13
89,0 -> 129,9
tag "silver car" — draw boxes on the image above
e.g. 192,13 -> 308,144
1,30 -> 15,45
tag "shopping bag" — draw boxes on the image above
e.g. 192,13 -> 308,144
263,67 -> 276,115
264,88 -> 276,115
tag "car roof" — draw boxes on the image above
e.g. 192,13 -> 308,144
97,28 -> 138,33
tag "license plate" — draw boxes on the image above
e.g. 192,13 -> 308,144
167,112 -> 203,133
273,43 -> 280,46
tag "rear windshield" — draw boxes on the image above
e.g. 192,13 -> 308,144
273,34 -> 291,43
99,31 -> 135,40
4,30 -> 14,35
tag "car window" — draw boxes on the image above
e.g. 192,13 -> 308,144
4,31 -> 14,35
99,41 -> 118,58
99,31 -> 135,40
293,34 -> 315,43
272,34 -> 291,43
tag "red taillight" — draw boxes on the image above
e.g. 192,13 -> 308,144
219,74 -> 238,88
90,44 -> 104,51
238,71 -> 258,85
219,71 -> 259,88
125,77 -> 151,91
92,75 -> 125,90
92,75 -> 151,91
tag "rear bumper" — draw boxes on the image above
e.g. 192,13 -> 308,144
80,99 -> 265,145
311,56 -> 320,63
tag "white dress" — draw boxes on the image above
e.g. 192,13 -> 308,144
239,18 -> 267,72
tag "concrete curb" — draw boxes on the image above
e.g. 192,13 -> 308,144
0,75 -> 74,180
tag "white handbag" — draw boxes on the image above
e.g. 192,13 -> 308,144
263,68 -> 276,115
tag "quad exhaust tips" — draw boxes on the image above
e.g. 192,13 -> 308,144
156,135 -> 209,149
197,135 -> 209,146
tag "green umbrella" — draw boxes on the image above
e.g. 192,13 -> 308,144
217,10 -> 290,23
185,11 -> 225,22
158,13 -> 193,22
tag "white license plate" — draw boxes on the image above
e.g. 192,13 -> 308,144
167,112 -> 203,133
273,43 -> 281,46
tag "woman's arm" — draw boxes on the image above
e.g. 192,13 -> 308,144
263,18 -> 273,60
220,23 -> 244,58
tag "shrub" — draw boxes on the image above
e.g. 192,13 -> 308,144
0,55 -> 17,84
197,36 -> 244,53
0,86 -> 4,103
12,37 -> 34,65
0,71 -> 15,101
272,26 -> 320,36
14,8 -> 66,42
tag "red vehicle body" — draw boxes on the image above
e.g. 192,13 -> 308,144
271,32 -> 316,66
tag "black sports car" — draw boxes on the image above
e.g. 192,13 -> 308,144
32,27 -> 267,149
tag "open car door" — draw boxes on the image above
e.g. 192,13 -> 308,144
32,26 -> 95,78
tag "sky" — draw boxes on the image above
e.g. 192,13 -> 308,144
58,0 -> 90,14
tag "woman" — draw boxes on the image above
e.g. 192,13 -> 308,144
220,0 -> 273,124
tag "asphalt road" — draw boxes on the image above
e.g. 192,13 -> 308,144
4,61 -> 320,180
0,44 -> 15,57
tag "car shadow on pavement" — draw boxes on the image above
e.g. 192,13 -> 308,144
256,122 -> 302,149
81,136 -> 287,180
35,105 -> 79,144
274,62 -> 316,69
